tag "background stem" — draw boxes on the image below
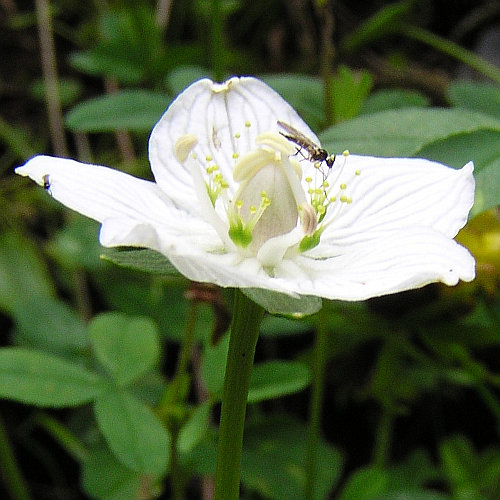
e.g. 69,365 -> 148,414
214,290 -> 264,500
35,0 -> 68,157
305,307 -> 330,500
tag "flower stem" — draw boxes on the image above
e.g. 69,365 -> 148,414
214,289 -> 264,500
403,24 -> 500,85
0,412 -> 32,500
372,406 -> 393,468
305,307 -> 330,500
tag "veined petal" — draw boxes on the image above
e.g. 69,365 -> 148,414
148,77 -> 318,213
15,155 -> 172,225
16,77 -> 476,303
315,156 -> 474,255
274,226 -> 475,301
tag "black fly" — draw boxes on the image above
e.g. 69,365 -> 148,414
277,120 -> 335,169
42,174 -> 51,194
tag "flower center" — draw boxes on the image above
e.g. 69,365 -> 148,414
174,126 -> 357,270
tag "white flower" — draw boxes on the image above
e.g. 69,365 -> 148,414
16,76 -> 475,301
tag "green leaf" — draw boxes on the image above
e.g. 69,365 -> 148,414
70,51 -> 144,85
82,443 -> 142,500
13,296 -> 88,355
361,89 -> 430,114
418,130 -> 500,216
448,80 -> 500,120
259,315 -> 311,337
178,401 -> 212,454
89,312 -> 160,385
248,361 -> 311,403
0,348 -> 106,407
167,65 -> 213,95
30,78 -> 83,107
100,247 -> 180,275
330,66 -> 373,122
47,216 -> 102,271
341,0 -> 414,53
65,90 -> 170,132
338,467 -> 389,500
261,74 -> 326,131
439,435 -> 478,490
320,108 -> 500,157
241,288 -> 322,316
94,388 -> 170,475
372,492 -> 448,500
0,231 -> 55,316
242,415 -> 343,500
202,333 -> 230,397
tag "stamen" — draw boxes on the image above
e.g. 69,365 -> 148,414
174,134 -> 198,162
299,203 -> 318,235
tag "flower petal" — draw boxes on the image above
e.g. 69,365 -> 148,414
315,156 -> 474,255
274,226 -> 475,301
148,77 -> 318,212
16,155 -> 172,225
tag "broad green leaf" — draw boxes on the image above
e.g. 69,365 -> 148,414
261,74 -> 326,131
418,130 -> 500,215
361,89 -> 430,114
338,467 -> 389,500
100,247 -> 180,275
242,415 -> 343,500
448,80 -> 500,120
320,108 -> 500,157
242,288 -> 322,316
439,435 -> 478,490
13,296 -> 88,355
178,401 -> 212,454
259,315 -> 311,337
30,78 -> 83,107
0,348 -> 105,407
0,231 -> 55,316
0,115 -> 37,161
94,388 -> 170,475
330,65 -> 373,122
47,216 -> 102,271
82,443 -> 143,500
89,312 -> 160,385
70,51 -> 144,85
167,65 -> 213,95
202,333 -> 230,397
65,90 -> 170,132
248,361 -> 311,403
386,449 -> 441,490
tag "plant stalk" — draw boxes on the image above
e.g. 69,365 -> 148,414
214,289 -> 264,500
305,307 -> 330,500
403,24 -> 500,86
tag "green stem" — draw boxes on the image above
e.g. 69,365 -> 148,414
372,406 -> 393,468
34,412 -> 88,463
0,412 -> 32,500
157,300 -> 199,500
214,289 -> 264,500
403,24 -> 500,86
305,307 -> 330,500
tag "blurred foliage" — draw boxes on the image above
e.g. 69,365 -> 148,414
1,0 -> 500,499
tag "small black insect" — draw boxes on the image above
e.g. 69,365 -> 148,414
277,120 -> 335,168
42,174 -> 51,193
